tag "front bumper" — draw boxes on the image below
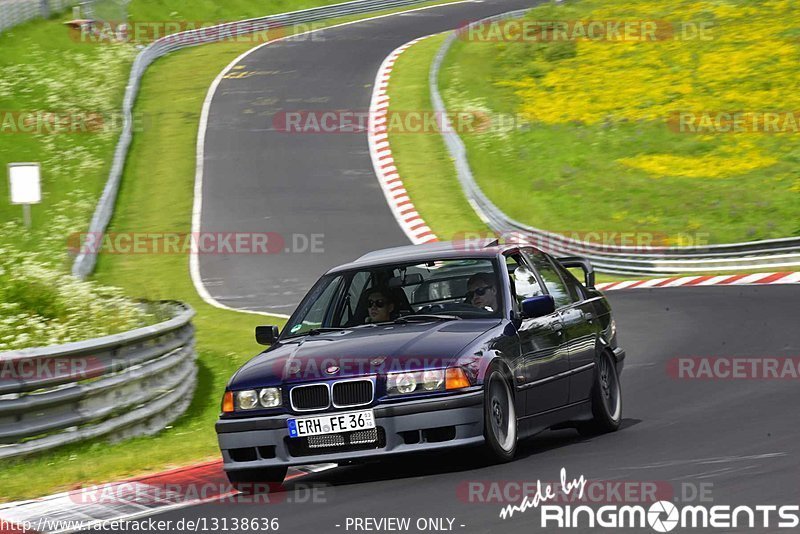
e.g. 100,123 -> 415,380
216,391 -> 485,471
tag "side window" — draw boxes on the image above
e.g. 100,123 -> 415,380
504,253 -> 544,310
522,249 -> 573,309
551,260 -> 585,302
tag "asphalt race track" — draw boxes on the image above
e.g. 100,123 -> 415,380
186,1 -> 800,532
196,0 -> 539,314
139,284 -> 800,533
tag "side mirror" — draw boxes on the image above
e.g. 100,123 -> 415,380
556,256 -> 595,289
521,295 -> 555,319
255,325 -> 280,345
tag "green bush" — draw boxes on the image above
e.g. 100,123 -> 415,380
0,246 -> 155,351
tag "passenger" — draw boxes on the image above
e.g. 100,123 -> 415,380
366,287 -> 395,323
466,272 -> 498,311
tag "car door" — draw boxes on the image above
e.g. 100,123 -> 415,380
549,257 -> 602,403
524,249 -> 598,404
504,252 -> 569,415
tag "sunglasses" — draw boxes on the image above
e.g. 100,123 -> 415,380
466,285 -> 493,300
367,299 -> 387,309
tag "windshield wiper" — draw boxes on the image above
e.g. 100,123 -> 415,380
393,314 -> 462,324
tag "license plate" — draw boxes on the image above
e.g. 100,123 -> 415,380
288,409 -> 375,438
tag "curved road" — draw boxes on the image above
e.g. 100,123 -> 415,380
196,0 -> 539,314
147,284 -> 800,533
185,1 -> 800,532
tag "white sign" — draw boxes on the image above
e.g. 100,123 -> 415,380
9,163 -> 42,205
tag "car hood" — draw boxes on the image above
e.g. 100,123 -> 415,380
229,319 -> 501,388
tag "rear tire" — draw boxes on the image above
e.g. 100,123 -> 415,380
578,350 -> 622,436
226,466 -> 288,494
482,369 -> 517,462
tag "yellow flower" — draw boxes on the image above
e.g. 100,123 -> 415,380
504,0 -> 799,180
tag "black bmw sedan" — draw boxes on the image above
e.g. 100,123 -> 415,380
216,239 -> 625,488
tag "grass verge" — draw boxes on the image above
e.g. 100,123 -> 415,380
440,0 -> 800,244
385,33 -> 627,285
386,34 -> 491,240
388,0 -> 800,247
384,18 -> 800,284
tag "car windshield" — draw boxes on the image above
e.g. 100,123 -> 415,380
283,258 -> 503,337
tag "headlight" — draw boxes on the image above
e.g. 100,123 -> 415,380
237,390 -> 259,410
387,370 -> 445,396
422,370 -> 444,391
258,387 -> 282,408
397,373 -> 417,394
235,388 -> 282,410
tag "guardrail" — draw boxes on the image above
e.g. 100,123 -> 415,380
71,0 -> 441,278
0,302 -> 196,460
429,12 -> 800,276
0,0 -> 86,34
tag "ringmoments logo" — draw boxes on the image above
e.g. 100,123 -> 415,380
499,468 -> 800,531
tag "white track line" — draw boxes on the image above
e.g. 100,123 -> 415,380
192,0 -> 476,316
0,463 -> 338,534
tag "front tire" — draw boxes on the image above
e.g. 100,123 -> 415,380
579,350 -> 622,436
482,369 -> 517,462
226,466 -> 288,494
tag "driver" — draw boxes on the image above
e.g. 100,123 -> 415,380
466,272 -> 498,311
365,287 -> 395,323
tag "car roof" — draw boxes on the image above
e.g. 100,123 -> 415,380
326,239 -> 533,273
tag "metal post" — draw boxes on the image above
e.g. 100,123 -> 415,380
22,204 -> 32,228
40,0 -> 51,19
